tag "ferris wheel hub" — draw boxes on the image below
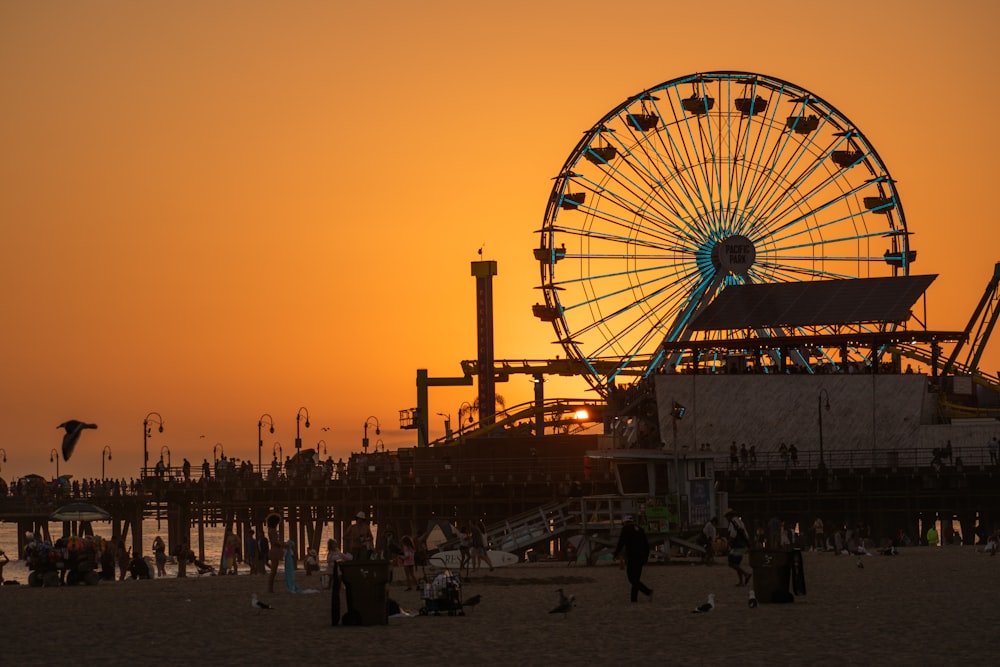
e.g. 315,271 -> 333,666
712,235 -> 756,277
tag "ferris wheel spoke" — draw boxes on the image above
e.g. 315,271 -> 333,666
740,105 -> 840,233
622,120 -> 715,230
585,142 -> 702,235
749,138 -> 879,238
753,176 -> 878,246
567,274 -> 699,360
735,104 -> 826,236
574,165 -> 705,243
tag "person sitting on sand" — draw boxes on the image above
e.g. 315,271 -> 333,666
188,551 -> 215,575
304,548 -> 319,576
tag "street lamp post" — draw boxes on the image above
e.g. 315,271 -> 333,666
213,443 -> 224,464
458,402 -> 475,426
160,445 -> 171,474
272,442 -> 282,463
143,412 -> 164,478
437,412 -> 453,441
363,416 -> 380,453
50,448 -> 59,478
102,445 -> 112,480
295,407 -> 310,453
818,388 -> 831,470
0,448 -> 6,473
258,413 -> 275,474
317,440 -> 328,457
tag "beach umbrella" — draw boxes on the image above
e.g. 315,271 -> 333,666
50,501 -> 111,522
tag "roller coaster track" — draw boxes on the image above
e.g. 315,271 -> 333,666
426,397 -> 605,447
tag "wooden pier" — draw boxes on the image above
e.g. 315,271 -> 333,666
3,437 -> 1000,559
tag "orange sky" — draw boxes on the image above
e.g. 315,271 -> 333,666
1,1 -> 998,481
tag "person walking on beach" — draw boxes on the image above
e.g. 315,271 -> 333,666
472,519 -> 494,573
457,522 -> 472,575
613,514 -> 653,603
726,508 -> 753,586
989,436 -> 998,466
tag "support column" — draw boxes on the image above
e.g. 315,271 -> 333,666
472,260 -> 498,426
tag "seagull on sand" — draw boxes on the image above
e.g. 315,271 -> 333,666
251,593 -> 273,611
550,588 -> 575,617
463,594 -> 482,611
748,590 -> 758,608
58,420 -> 97,461
692,593 -> 715,613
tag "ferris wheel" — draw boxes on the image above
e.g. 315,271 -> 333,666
534,71 -> 913,394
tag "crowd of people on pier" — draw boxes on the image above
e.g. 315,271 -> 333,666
0,449 -> 414,500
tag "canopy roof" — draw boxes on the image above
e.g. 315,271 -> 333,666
690,275 -> 937,331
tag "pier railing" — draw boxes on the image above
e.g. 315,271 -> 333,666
2,442 -> 995,506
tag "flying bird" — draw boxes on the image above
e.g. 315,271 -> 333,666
251,593 -> 273,611
58,420 -> 97,461
549,588 -> 575,617
692,593 -> 715,613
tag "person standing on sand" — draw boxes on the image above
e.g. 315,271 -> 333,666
400,535 -> 418,590
702,517 -> 718,564
613,514 -> 653,603
256,531 -> 269,575
813,518 -> 825,551
244,528 -> 258,575
152,536 -> 167,577
344,511 -> 373,561
266,513 -> 284,593
220,530 -> 237,575
174,541 -> 188,578
726,508 -> 753,586
326,538 -> 350,570
0,548 -> 9,583
284,538 -> 301,593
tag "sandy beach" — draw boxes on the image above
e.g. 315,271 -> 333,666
0,546 -> 992,664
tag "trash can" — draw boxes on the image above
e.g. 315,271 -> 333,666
750,549 -> 805,603
338,560 -> 390,625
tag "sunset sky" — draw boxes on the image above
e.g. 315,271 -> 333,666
1,1 -> 998,482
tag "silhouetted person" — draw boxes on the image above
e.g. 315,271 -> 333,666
613,515 -> 652,603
